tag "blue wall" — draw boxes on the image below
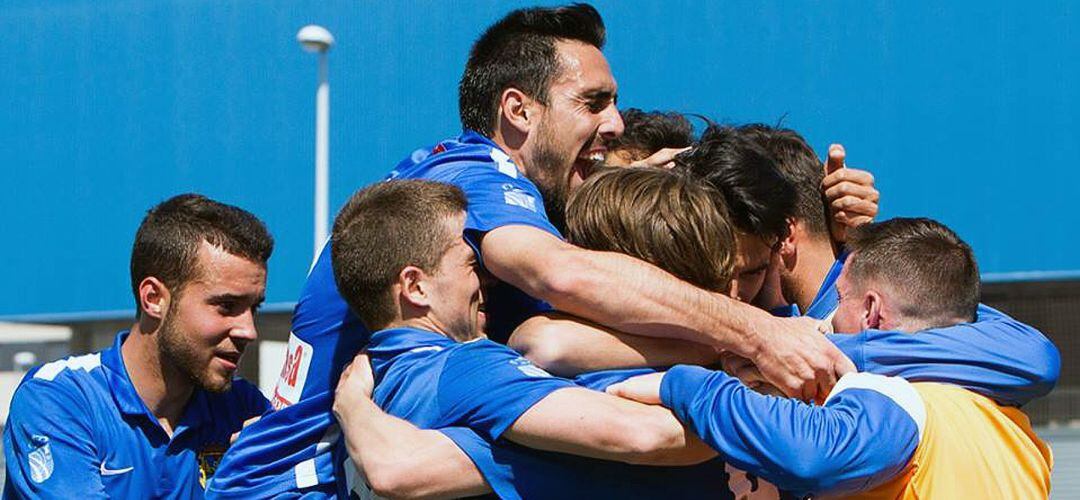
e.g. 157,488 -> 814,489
2,1 -> 1077,317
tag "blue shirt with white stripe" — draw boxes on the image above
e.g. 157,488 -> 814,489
2,331 -> 270,499
209,130 -> 562,497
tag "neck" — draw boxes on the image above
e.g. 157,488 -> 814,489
786,236 -> 838,313
389,316 -> 445,337
121,321 -> 194,436
489,129 -> 531,178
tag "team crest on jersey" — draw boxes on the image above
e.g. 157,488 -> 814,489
197,443 -> 227,488
28,434 -> 54,483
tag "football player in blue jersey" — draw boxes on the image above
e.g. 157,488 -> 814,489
211,4 -> 855,497
330,178 -> 717,498
3,194 -> 273,498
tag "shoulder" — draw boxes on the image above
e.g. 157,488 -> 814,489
12,353 -> 105,408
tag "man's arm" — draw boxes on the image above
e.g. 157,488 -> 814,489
3,379 -> 107,498
503,386 -> 717,466
482,226 -> 853,400
829,304 -> 1060,407
508,313 -> 719,376
334,354 -> 490,499
608,368 -> 921,497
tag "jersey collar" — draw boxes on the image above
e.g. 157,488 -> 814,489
368,326 -> 456,354
101,330 -> 213,434
805,248 -> 850,320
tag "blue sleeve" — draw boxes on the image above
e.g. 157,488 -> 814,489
449,166 -> 561,253
3,379 -> 107,499
436,341 -> 575,441
828,304 -> 1060,407
660,366 -> 920,497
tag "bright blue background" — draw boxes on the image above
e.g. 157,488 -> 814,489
2,1 -> 1076,318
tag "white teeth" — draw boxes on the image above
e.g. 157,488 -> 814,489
588,152 -> 604,161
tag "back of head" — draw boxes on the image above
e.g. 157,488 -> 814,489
737,124 -> 829,237
331,180 -> 468,331
459,3 -> 606,136
130,194 -> 273,314
675,124 -> 796,243
846,217 -> 980,329
565,167 -> 736,292
607,108 -> 695,163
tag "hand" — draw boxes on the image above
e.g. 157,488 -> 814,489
823,144 -> 879,242
750,316 -> 856,402
719,353 -> 785,397
230,416 -> 261,444
629,147 -> 690,169
606,372 -> 665,405
333,351 -> 376,421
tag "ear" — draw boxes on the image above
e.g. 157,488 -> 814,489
862,290 -> 883,330
138,277 -> 171,320
779,218 -> 798,258
398,266 -> 432,309
499,88 -> 537,135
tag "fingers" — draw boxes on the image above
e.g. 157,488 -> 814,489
830,197 -> 879,222
632,147 -> 690,170
825,144 -> 846,175
822,166 -> 874,189
824,177 -> 879,203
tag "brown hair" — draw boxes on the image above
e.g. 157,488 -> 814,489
846,217 -> 980,328
566,167 -> 736,292
331,180 -> 468,330
130,194 -> 273,314
736,124 -> 830,236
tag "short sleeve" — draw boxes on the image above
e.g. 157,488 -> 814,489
3,379 -> 107,498
450,166 -> 561,249
436,341 -> 575,441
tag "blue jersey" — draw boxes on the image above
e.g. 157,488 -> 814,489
210,130 -> 561,497
661,366 -> 923,497
804,249 -> 848,320
3,331 -> 270,499
829,304 -> 1059,407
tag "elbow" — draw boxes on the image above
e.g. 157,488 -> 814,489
362,460 -> 431,499
612,411 -> 699,466
509,318 -> 577,375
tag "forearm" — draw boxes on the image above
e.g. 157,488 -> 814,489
336,398 -> 490,499
486,233 -> 770,354
509,314 -> 720,376
504,387 -> 716,467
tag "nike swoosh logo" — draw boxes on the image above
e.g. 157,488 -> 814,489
99,461 -> 134,476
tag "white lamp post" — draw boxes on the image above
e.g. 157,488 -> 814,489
297,25 -> 334,258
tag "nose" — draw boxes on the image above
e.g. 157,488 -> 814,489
231,309 -> 259,346
599,103 -> 624,141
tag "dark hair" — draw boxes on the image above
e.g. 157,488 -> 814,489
331,180 -> 468,331
459,3 -> 606,136
846,217 -> 980,327
566,167 -> 736,292
607,108 -> 695,161
737,124 -> 829,236
131,194 -> 273,313
675,124 -> 796,243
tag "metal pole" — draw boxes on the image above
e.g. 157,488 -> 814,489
314,51 -> 330,257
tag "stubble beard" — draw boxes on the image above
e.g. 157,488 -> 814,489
528,128 -> 571,234
157,306 -> 232,394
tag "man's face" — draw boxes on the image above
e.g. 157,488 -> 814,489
730,232 -> 777,303
831,257 -> 863,334
527,40 -> 624,228
426,214 -> 486,342
158,241 -> 266,393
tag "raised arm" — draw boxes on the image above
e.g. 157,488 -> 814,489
608,368 -> 921,497
482,224 -> 853,400
508,313 -> 719,376
333,354 -> 490,499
